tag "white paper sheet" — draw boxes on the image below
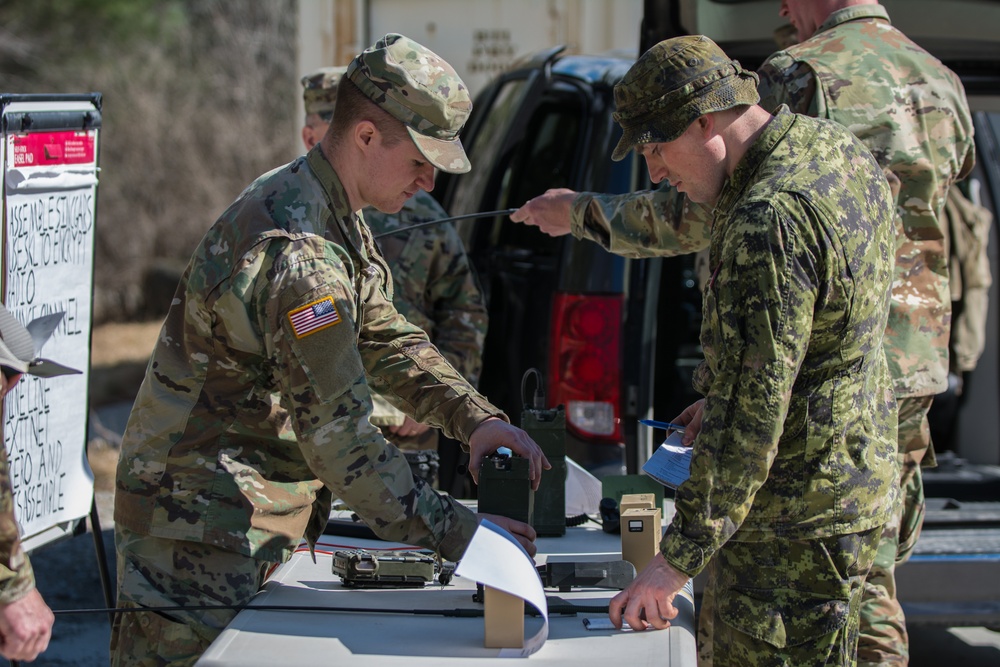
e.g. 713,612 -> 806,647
641,431 -> 692,489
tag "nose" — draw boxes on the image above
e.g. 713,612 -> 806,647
643,155 -> 666,185
418,164 -> 436,192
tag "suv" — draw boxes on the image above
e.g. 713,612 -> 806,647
436,0 -> 1000,629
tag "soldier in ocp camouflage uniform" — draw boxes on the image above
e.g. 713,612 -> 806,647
300,68 -> 488,489
539,35 -> 899,666
756,3 -> 975,664
111,34 -> 547,667
0,370 -> 53,663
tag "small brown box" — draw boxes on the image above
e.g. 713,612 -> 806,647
620,507 -> 662,574
619,493 -> 656,514
484,585 -> 524,648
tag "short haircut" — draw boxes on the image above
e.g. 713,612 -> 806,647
329,77 -> 410,148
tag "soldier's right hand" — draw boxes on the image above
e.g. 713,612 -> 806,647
478,514 -> 538,558
0,589 -> 54,662
510,188 -> 577,237
468,418 -> 551,490
673,399 -> 705,446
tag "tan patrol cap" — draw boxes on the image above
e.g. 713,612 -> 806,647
347,33 -> 472,174
301,66 -> 348,119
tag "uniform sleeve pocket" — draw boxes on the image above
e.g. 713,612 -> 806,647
717,585 -> 849,649
281,287 -> 364,402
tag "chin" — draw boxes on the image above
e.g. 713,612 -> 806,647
370,200 -> 406,214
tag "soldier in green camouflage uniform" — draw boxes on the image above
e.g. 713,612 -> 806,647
111,34 -> 547,667
0,369 -> 53,662
301,69 -> 488,488
542,35 -> 899,666
756,3 -> 976,664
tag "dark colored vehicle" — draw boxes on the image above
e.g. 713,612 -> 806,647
436,0 -> 1000,628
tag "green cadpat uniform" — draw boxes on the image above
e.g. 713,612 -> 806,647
756,7 -> 975,664
364,190 -> 487,474
662,109 -> 898,666
570,183 -> 712,257
112,147 -> 500,664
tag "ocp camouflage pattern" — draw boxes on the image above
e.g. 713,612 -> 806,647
658,109 -> 899,578
756,4 -> 975,399
0,438 -> 34,604
347,33 -> 471,172
365,190 -> 487,435
114,146 -> 504,565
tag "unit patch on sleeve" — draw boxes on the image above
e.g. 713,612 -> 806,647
288,296 -> 342,338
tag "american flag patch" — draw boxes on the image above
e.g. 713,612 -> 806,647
288,296 -> 342,338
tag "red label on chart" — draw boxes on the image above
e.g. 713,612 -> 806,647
10,131 -> 96,167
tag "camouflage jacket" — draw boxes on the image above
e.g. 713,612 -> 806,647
571,184 -> 712,258
0,431 -> 34,604
660,110 -> 899,578
364,191 -> 488,431
114,147 -> 503,563
757,4 -> 976,398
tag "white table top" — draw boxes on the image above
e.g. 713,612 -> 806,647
197,520 -> 696,666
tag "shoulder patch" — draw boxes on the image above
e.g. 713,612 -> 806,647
288,296 -> 342,338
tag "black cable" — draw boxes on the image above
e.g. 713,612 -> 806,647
49,601 -> 610,618
520,367 -> 545,411
372,208 -> 517,239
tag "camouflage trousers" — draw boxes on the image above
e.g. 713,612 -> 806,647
857,395 -> 933,667
110,526 -> 274,667
696,527 -> 881,667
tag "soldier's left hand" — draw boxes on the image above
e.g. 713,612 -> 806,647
468,418 -> 551,490
609,554 -> 687,631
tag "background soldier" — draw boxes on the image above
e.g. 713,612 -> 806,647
111,34 -> 547,666
929,185 -> 993,453
757,2 -> 976,663
301,68 -> 488,492
591,35 -> 898,666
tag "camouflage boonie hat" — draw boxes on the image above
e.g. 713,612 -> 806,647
301,66 -> 348,119
347,33 -> 472,174
611,35 -> 760,161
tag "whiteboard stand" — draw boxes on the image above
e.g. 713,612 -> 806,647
1,93 -> 114,660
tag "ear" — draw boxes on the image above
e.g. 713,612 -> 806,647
301,126 -> 314,151
695,114 -> 714,138
354,120 -> 377,152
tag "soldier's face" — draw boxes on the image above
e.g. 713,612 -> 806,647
779,0 -> 822,41
638,119 -> 726,205
302,114 -> 331,151
362,134 -> 437,214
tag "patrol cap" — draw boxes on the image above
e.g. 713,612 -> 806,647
347,33 -> 472,174
611,35 -> 760,161
301,66 -> 348,119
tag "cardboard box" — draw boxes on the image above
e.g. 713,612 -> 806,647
619,493 -> 656,514
484,585 -> 524,648
620,507 -> 662,574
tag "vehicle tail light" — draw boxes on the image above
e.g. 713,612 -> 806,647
547,293 -> 623,442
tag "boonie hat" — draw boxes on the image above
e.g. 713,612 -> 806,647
611,35 -> 760,161
301,66 -> 348,119
347,33 -> 472,174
